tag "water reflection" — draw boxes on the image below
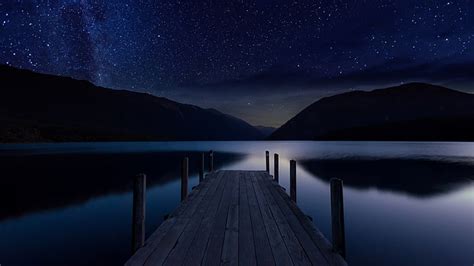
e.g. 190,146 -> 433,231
300,158 -> 474,197
0,141 -> 473,266
0,151 -> 244,221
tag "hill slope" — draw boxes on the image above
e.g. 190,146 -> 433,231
255,125 -> 276,138
0,66 -> 262,142
270,83 -> 474,141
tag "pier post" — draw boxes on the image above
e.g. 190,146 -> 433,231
181,157 -> 189,201
199,153 -> 204,182
330,178 -> 346,258
265,151 -> 270,173
131,173 -> 146,254
274,153 -> 279,182
290,160 -> 296,202
208,150 -> 214,172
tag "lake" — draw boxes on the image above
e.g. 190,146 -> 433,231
0,141 -> 473,265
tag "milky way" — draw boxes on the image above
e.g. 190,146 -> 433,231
1,1 -> 474,126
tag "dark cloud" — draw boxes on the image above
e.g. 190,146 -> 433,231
187,59 -> 474,92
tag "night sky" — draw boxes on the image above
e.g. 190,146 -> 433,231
1,1 -> 473,127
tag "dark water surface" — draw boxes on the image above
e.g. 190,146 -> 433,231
0,141 -> 473,265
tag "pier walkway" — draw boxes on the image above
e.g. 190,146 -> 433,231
126,170 -> 347,266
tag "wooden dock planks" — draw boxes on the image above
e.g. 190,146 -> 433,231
125,170 -> 347,266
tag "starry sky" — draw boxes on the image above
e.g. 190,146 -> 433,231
1,1 -> 474,127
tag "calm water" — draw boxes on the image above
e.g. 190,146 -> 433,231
0,141 -> 473,266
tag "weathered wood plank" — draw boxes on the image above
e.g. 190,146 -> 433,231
131,174 -> 146,254
199,153 -> 205,182
181,157 -> 189,201
265,151 -> 270,173
255,172 -> 311,266
221,172 -> 240,265
269,174 -> 347,266
244,171 -> 275,266
182,170 -> 230,266
274,153 -> 279,183
260,172 -> 329,265
162,171 -> 227,265
125,172 -> 219,266
330,178 -> 346,258
142,172 -> 222,265
209,150 -> 214,172
127,170 -> 346,266
238,172 -> 257,266
202,171 -> 237,265
290,160 -> 297,203
250,172 -> 293,266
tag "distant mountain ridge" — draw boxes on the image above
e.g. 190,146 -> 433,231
0,65 -> 262,142
255,125 -> 276,137
270,83 -> 474,141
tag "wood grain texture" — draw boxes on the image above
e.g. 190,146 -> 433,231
330,178 -> 346,258
274,153 -> 279,183
244,171 -> 275,266
126,170 -> 346,266
238,172 -> 257,266
131,174 -> 146,254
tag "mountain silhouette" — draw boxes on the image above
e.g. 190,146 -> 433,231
0,66 -> 262,142
300,158 -> 474,198
0,151 -> 244,220
255,125 -> 276,137
270,83 -> 474,140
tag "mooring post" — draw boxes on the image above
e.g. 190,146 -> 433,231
199,153 -> 204,182
290,160 -> 296,202
131,173 -> 146,254
208,150 -> 214,172
330,178 -> 346,258
274,153 -> 279,182
181,157 -> 189,201
265,151 -> 270,173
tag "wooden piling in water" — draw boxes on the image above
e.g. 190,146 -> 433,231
181,157 -> 189,201
290,160 -> 296,203
274,153 -> 279,182
131,173 -> 146,254
330,178 -> 346,258
126,170 -> 348,266
199,153 -> 204,182
208,150 -> 214,172
265,151 -> 270,173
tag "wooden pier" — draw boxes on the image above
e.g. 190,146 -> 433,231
126,162 -> 347,265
